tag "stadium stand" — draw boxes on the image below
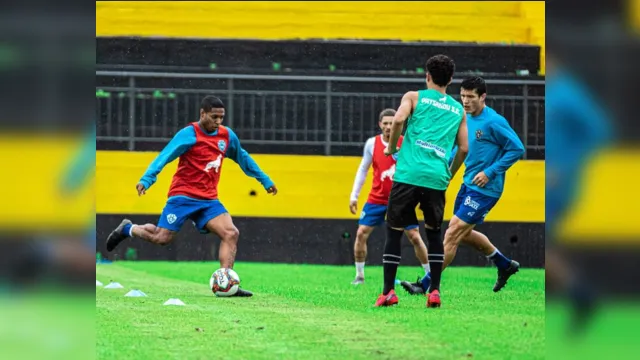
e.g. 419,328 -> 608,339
96,1 -> 545,74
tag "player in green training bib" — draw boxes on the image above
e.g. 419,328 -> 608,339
373,54 -> 469,309
393,88 -> 465,190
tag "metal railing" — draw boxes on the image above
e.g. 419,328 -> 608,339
96,71 -> 545,157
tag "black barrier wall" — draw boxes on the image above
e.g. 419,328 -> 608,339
97,215 -> 545,268
97,38 -> 541,75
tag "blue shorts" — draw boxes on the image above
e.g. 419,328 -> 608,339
158,196 -> 228,234
359,202 -> 418,230
453,184 -> 499,225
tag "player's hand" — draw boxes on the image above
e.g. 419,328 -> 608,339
472,171 -> 489,188
349,200 -> 358,215
383,147 -> 399,156
267,185 -> 278,195
136,183 -> 146,196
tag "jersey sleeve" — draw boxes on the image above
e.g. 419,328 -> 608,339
350,137 -> 374,202
226,128 -> 275,190
139,126 -> 197,190
563,78 -> 614,148
60,125 -> 96,194
484,118 -> 525,179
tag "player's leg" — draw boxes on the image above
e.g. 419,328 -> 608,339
197,200 -> 252,297
448,186 -> 518,288
352,224 -> 375,284
461,230 -> 519,292
353,202 -> 385,284
400,184 -> 474,296
374,182 -> 419,307
418,187 -> 447,308
546,202 -> 596,335
399,225 -> 430,296
403,226 -> 430,275
204,213 -> 239,268
105,197 -> 189,251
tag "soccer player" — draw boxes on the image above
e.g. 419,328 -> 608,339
374,54 -> 468,308
545,53 -> 612,333
349,108 -> 430,285
400,77 -> 523,296
105,96 -> 277,297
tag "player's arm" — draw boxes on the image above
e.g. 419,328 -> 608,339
567,80 -> 614,149
60,125 -> 96,195
483,119 -> 525,180
386,91 -> 417,155
349,138 -> 374,214
226,128 -> 277,194
449,113 -> 468,178
138,126 -> 196,193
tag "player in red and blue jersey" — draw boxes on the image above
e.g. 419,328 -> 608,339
400,77 -> 523,296
349,109 -> 430,285
105,96 -> 277,297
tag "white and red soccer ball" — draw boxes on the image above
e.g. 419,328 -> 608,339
210,268 -> 240,297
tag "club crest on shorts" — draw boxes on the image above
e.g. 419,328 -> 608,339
167,213 -> 177,224
475,130 -> 483,139
218,140 -> 226,152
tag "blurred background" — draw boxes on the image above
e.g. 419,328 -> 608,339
545,0 -> 640,358
95,1 -> 545,271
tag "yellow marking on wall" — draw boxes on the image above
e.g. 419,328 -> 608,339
0,136 -> 94,230
96,151 -> 544,222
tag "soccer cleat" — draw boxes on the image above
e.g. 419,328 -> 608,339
106,219 -> 132,252
351,276 -> 365,285
567,282 -> 597,336
374,289 -> 399,307
426,289 -> 441,308
493,260 -> 520,292
400,276 -> 426,295
232,288 -> 253,297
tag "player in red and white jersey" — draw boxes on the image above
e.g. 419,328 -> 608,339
349,109 -> 430,285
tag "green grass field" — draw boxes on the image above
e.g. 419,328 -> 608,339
97,262 -> 545,360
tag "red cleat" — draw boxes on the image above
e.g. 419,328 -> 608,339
374,289 -> 399,307
426,289 -> 441,308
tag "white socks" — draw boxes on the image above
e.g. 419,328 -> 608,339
355,262 -> 365,277
422,263 -> 431,274
129,224 -> 137,237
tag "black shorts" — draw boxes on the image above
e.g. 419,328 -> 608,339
386,181 -> 446,230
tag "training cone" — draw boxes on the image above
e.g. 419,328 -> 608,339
163,298 -> 185,306
96,280 -> 103,287
104,282 -> 124,289
125,290 -> 147,297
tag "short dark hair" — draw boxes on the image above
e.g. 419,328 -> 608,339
201,96 -> 225,112
461,76 -> 487,96
378,108 -> 396,121
426,55 -> 455,87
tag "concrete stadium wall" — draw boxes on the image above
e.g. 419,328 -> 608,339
96,1 -> 541,46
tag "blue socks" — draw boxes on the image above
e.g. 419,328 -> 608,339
418,249 -> 511,291
122,223 -> 133,237
421,272 -> 431,291
488,249 -> 511,269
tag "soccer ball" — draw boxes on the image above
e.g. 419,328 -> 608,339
210,268 -> 240,297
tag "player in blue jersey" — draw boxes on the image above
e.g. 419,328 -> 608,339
400,77 -> 523,295
545,53 -> 612,333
